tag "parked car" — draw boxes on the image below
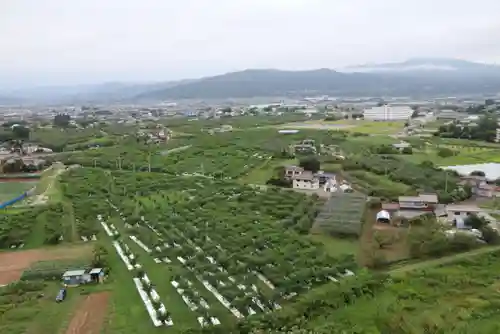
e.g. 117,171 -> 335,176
56,288 -> 66,302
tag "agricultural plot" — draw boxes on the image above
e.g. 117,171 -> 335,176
0,244 -> 92,285
346,170 -> 412,200
80,167 -> 356,331
0,281 -> 82,333
0,181 -> 36,202
302,250 -> 500,333
312,192 -> 367,236
0,203 -> 70,249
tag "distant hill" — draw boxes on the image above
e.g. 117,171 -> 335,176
136,59 -> 500,99
342,58 -> 500,76
2,58 -> 500,103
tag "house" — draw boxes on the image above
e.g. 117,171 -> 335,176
459,175 -> 499,198
292,172 -> 320,190
62,269 -> 88,286
392,142 -> 411,151
293,144 -> 317,154
398,193 -> 438,211
62,268 -> 105,286
476,183 -> 497,198
315,171 -> 336,186
89,268 -> 106,283
445,204 -> 484,223
284,166 -> 304,179
323,178 -> 337,192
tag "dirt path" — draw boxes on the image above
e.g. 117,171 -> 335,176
0,244 -> 92,285
64,292 -> 110,334
31,165 -> 67,205
389,245 -> 500,275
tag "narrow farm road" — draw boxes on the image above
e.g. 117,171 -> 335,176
389,245 -> 500,275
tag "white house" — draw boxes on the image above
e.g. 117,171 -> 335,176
445,204 -> 484,223
323,178 -> 337,192
292,172 -> 319,190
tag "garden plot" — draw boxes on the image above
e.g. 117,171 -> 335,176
98,218 -> 172,327
109,205 -> 228,326
120,216 -> 255,318
138,219 -> 273,316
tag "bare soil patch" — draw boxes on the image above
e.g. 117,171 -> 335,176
0,244 -> 92,285
64,292 -> 110,334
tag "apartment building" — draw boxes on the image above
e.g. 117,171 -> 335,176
363,105 -> 413,121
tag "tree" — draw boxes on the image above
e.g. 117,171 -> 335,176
54,114 -> 71,127
299,157 -> 320,173
469,170 -> 485,177
464,214 -> 487,229
92,243 -> 109,267
401,147 -> 413,155
437,148 -> 455,158
12,125 -> 30,139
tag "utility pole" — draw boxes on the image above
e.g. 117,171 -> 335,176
93,158 -> 97,168
148,153 -> 151,172
444,172 -> 449,193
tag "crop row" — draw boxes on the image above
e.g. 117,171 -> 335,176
108,204 -> 223,327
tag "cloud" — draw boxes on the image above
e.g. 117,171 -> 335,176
1,0 -> 500,86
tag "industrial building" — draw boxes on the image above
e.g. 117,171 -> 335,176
363,105 -> 413,121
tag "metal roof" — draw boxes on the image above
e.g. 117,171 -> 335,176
89,268 -> 103,274
62,269 -> 86,277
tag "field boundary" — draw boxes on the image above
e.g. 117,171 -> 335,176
389,245 -> 500,275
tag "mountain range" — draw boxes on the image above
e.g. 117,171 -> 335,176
2,58 -> 500,104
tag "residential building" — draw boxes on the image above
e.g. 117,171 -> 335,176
323,178 -> 337,192
436,110 -> 468,121
293,144 -> 316,154
476,183 -> 498,198
284,166 -> 304,179
398,193 -> 438,211
459,175 -> 499,198
392,142 -> 411,151
363,105 -> 413,121
292,172 -> 320,190
496,127 -> 500,143
315,171 -> 336,185
445,204 -> 483,223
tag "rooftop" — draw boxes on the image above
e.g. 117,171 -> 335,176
62,269 -> 86,277
293,171 -> 316,181
285,165 -> 304,172
445,204 -> 483,212
89,268 -> 103,274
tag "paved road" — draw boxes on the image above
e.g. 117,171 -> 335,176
389,245 -> 500,275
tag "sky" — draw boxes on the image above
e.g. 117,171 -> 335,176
2,0 -> 500,87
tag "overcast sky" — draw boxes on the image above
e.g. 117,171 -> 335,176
2,0 -> 500,87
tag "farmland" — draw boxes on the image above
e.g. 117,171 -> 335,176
0,181 -> 36,202
2,116 -> 500,333
57,167 -> 355,332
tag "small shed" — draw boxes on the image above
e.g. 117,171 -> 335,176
62,269 -> 87,286
89,268 -> 106,283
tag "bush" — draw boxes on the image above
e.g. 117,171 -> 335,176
401,147 -> 413,154
437,148 -> 455,158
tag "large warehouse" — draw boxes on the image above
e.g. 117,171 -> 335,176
363,105 -> 413,121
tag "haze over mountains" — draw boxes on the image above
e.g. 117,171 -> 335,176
2,58 -> 500,104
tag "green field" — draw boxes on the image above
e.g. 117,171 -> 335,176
305,250 -> 500,333
278,120 -> 405,135
0,181 -> 37,202
0,281 -> 85,333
